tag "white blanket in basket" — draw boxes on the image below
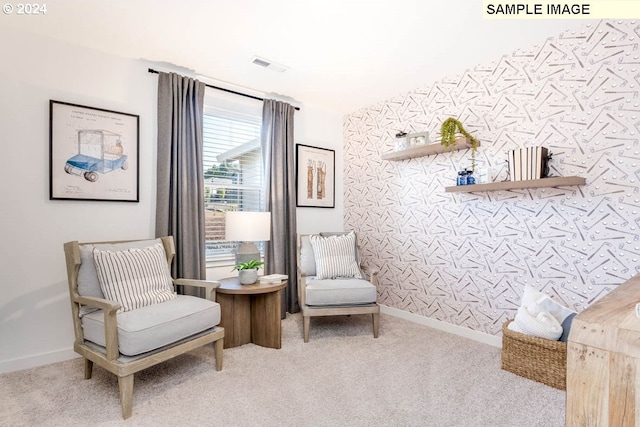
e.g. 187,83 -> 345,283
508,285 -> 576,340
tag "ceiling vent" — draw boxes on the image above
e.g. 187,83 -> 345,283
250,56 -> 288,73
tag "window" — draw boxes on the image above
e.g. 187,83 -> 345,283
203,107 -> 264,261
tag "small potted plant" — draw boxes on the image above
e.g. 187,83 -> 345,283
232,259 -> 264,285
440,117 -> 479,171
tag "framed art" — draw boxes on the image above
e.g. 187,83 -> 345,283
296,144 -> 335,208
49,100 -> 139,202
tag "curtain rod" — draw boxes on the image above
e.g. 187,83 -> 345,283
148,68 -> 300,111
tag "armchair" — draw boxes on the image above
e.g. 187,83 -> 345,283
297,231 -> 380,342
63,236 -> 224,419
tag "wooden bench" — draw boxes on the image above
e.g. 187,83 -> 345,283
566,274 -> 640,426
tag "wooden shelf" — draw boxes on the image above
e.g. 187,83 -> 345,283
381,137 -> 478,161
445,176 -> 586,193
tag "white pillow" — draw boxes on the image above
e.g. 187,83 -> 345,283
309,232 -> 363,280
92,243 -> 177,313
521,285 -> 576,324
511,285 -> 578,340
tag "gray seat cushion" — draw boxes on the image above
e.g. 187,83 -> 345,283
305,277 -> 377,306
82,295 -> 221,356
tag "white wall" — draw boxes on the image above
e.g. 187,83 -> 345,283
0,26 -> 158,373
0,25 -> 344,372
294,105 -> 345,234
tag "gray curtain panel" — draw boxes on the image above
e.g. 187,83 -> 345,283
155,72 -> 206,295
261,99 -> 299,315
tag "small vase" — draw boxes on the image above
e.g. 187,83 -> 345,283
238,269 -> 258,285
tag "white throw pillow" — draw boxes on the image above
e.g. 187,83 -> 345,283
521,285 -> 576,324
511,285 -> 578,341
309,232 -> 363,280
93,243 -> 177,313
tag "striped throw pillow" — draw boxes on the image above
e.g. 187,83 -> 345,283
309,232 -> 363,280
92,243 -> 177,313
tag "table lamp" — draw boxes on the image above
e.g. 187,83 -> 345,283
225,211 -> 271,265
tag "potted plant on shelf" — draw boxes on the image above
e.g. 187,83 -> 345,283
232,259 -> 264,285
440,117 -> 479,171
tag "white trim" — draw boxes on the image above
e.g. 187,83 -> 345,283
0,306 -> 501,374
0,348 -> 79,374
380,305 -> 502,348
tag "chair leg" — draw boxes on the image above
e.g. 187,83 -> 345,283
83,358 -> 93,379
372,313 -> 380,338
303,316 -> 310,343
118,374 -> 134,419
214,338 -> 223,371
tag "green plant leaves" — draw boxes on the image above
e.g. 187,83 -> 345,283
231,259 -> 264,271
440,117 -> 479,171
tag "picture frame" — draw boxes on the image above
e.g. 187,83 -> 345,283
49,100 -> 140,202
296,144 -> 335,208
405,131 -> 430,148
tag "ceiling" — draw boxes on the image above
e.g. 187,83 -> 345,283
6,0 -> 591,114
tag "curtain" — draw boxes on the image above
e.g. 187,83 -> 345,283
155,72 -> 206,294
262,99 -> 299,316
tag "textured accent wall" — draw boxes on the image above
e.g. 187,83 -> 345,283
344,19 -> 640,335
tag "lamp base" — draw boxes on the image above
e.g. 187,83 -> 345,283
235,242 -> 260,265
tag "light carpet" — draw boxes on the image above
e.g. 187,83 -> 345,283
0,313 -> 565,426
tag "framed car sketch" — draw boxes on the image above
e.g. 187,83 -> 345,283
49,100 -> 139,202
296,144 -> 335,208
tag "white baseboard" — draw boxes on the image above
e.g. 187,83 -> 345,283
0,348 -> 79,374
380,305 -> 502,348
0,308 -> 501,374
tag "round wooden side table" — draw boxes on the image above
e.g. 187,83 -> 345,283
216,277 -> 287,349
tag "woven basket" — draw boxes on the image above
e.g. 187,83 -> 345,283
501,319 -> 567,390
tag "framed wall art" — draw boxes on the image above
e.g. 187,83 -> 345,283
49,100 -> 140,202
296,144 -> 335,208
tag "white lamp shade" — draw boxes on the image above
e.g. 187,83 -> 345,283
225,211 -> 271,242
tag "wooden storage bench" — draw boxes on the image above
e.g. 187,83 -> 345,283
566,274 -> 640,426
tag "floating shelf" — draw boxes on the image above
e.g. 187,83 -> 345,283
445,176 -> 586,193
381,137 -> 478,161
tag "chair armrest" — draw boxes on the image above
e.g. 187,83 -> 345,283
75,295 -> 120,361
298,266 -> 308,277
297,267 -> 308,307
297,267 -> 308,288
361,265 -> 379,285
173,278 -> 221,301
76,295 -> 121,313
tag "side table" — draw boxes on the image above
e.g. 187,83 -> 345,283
216,277 -> 287,349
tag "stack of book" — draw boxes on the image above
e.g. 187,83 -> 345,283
508,146 -> 548,181
259,274 -> 288,284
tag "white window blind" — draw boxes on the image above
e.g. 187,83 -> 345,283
203,109 -> 264,261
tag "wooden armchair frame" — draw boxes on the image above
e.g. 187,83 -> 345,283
63,236 -> 224,419
297,233 -> 380,342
